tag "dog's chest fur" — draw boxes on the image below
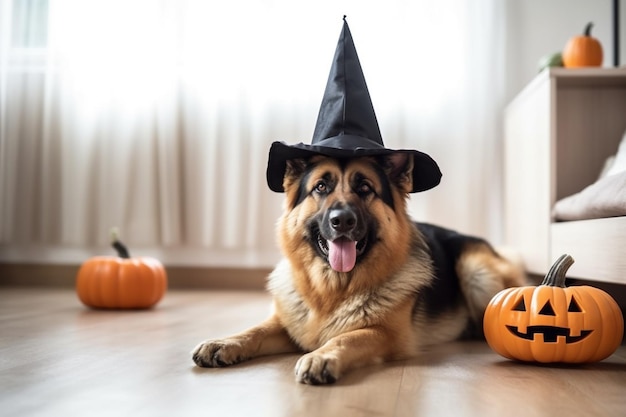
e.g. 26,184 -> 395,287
267,258 -> 432,351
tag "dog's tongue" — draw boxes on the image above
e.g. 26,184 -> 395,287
328,238 -> 357,273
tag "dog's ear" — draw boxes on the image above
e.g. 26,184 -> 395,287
384,153 -> 413,194
283,158 -> 309,209
283,158 -> 308,192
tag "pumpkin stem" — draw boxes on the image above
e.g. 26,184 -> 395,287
110,227 -> 131,259
541,254 -> 574,287
584,22 -> 594,37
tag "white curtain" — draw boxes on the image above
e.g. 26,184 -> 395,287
0,0 -> 507,267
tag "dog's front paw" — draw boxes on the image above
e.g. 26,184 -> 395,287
295,352 -> 340,385
192,340 -> 248,368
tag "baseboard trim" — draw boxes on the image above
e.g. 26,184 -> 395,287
0,263 -> 270,291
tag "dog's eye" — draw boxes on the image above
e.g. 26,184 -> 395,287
314,181 -> 329,194
356,182 -> 373,196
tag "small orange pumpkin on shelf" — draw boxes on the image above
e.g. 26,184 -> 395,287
76,229 -> 167,309
483,254 -> 623,363
562,22 -> 603,68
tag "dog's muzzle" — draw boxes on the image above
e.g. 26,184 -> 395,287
316,205 -> 369,273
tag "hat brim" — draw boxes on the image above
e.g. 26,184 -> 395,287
266,137 -> 442,193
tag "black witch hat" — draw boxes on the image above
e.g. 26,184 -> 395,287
266,16 -> 441,193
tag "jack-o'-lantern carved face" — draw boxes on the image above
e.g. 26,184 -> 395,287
505,291 -> 592,344
483,255 -> 623,363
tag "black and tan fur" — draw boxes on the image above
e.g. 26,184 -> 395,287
192,154 -> 525,384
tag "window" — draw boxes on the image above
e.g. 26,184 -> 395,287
10,0 -> 48,49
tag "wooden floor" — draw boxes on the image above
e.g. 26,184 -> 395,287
1,288 -> 625,417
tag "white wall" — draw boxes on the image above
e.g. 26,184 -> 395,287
504,0 -> 625,103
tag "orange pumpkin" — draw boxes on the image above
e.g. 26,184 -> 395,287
483,254 -> 623,363
562,22 -> 603,68
76,230 -> 167,309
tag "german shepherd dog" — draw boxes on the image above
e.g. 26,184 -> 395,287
192,153 -> 525,384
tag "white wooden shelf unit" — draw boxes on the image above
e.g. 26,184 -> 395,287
504,68 -> 626,284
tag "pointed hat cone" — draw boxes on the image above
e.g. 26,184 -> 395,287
311,16 -> 383,147
266,16 -> 441,193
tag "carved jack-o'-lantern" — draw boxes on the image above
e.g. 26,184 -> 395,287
483,254 -> 623,363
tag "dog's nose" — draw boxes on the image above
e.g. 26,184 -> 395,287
329,208 -> 357,233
